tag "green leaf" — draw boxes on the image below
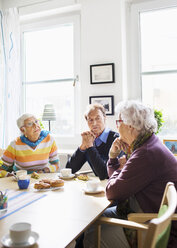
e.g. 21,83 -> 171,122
154,109 -> 164,134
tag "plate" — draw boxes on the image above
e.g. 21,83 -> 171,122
33,185 -> 64,192
58,173 -> 75,180
1,231 -> 39,248
83,186 -> 104,194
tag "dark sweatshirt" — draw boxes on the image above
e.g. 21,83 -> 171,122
106,133 -> 177,247
66,130 -> 120,180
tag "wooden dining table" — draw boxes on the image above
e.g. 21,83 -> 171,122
0,173 -> 111,248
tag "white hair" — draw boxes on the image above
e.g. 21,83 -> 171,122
17,113 -> 37,129
115,100 -> 157,134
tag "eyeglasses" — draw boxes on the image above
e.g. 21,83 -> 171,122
24,120 -> 40,128
116,119 -> 123,126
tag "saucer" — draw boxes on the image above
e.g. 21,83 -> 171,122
58,173 -> 75,180
12,175 -> 18,181
1,231 -> 39,247
83,186 -> 104,194
0,208 -> 7,217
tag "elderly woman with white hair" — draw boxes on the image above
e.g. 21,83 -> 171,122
0,113 -> 59,177
84,100 -> 177,248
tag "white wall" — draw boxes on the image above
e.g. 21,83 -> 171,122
80,0 -> 126,133
1,0 -> 127,149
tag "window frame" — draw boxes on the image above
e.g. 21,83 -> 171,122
20,13 -> 81,148
128,0 -> 177,101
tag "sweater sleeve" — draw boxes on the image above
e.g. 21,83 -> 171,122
1,141 -> 15,169
48,138 -> 59,172
106,148 -> 155,202
66,148 -> 87,173
0,142 -> 15,176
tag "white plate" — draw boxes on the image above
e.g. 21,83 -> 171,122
83,186 -> 104,194
58,173 -> 75,180
33,185 -> 64,192
1,231 -> 39,248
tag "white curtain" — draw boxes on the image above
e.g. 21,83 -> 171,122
0,8 -> 21,148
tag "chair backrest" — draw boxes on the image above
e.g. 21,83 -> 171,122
143,182 -> 177,248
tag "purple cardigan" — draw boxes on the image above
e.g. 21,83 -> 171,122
106,134 -> 177,247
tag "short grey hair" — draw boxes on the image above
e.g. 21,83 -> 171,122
17,113 -> 37,129
84,103 -> 106,120
115,100 -> 157,134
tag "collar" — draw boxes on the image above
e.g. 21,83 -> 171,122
94,127 -> 110,147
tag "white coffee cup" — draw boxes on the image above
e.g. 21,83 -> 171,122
16,170 -> 27,178
60,168 -> 72,177
10,222 -> 31,244
86,180 -> 100,192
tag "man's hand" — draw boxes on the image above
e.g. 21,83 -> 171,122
80,131 -> 95,150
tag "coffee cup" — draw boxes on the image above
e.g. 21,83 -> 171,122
18,176 -> 30,189
86,180 -> 100,192
10,222 -> 31,244
16,170 -> 27,178
60,168 -> 72,177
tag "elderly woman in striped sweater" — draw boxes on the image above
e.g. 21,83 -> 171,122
0,113 -> 59,177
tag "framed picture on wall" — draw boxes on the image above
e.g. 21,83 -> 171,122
89,95 -> 114,115
90,63 -> 115,84
163,139 -> 177,156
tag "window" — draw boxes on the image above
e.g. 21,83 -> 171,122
130,1 -> 177,137
21,15 -> 80,138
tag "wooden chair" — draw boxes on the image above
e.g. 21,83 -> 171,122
96,182 -> 177,248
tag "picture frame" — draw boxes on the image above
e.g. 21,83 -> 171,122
90,63 -> 115,84
163,139 -> 177,156
89,95 -> 114,115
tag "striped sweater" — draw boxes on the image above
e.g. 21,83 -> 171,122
1,134 -> 59,174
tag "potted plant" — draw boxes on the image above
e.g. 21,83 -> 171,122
154,109 -> 164,134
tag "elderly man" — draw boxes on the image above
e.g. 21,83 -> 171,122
66,103 -> 124,180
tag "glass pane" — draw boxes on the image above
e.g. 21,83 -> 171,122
140,7 -> 177,72
142,73 -> 177,136
24,24 -> 73,81
25,81 -> 74,136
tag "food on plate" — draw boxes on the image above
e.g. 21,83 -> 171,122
77,174 -> 89,181
31,172 -> 40,179
40,178 -> 52,184
34,178 -> 64,189
34,182 -> 50,189
50,179 -> 64,187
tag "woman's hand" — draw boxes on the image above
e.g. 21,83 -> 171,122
109,138 -> 129,158
43,167 -> 50,173
7,172 -> 14,177
118,155 -> 127,169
